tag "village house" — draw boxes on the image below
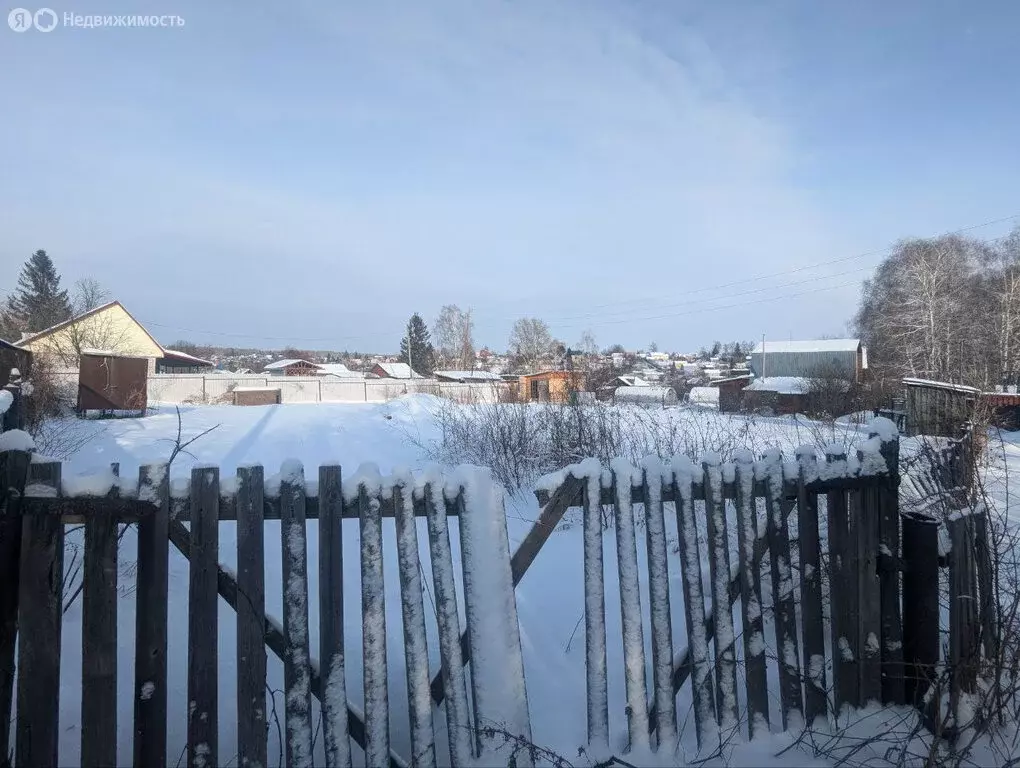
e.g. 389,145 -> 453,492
16,300 -> 164,373
369,362 -> 422,379
263,359 -> 321,376
517,370 -> 584,403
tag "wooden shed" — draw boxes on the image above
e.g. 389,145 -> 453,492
517,370 -> 584,403
77,351 -> 148,416
712,374 -> 752,413
902,378 -> 979,437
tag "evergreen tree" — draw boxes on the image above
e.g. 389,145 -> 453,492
1,250 -> 72,340
400,313 -> 436,374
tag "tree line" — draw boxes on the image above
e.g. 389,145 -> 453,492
856,226 -> 1020,389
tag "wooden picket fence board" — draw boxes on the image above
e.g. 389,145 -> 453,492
0,454 -> 531,768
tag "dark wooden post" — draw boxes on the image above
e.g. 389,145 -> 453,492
825,447 -> 857,712
81,480 -> 120,768
854,484 -> 882,705
0,449 -> 31,766
901,511 -> 939,709
796,448 -> 826,724
319,465 -> 352,768
763,453 -> 803,728
134,464 -> 170,768
2,383 -> 23,432
876,430 -> 904,705
236,466 -> 268,768
359,483 -> 390,768
15,460 -> 63,768
188,467 -> 220,768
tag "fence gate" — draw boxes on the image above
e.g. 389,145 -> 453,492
0,451 -> 532,768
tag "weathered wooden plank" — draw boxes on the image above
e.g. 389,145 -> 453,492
281,464 -> 313,768
236,466 -> 268,768
15,460 -> 63,768
972,509 -> 997,665
613,466 -> 650,751
642,464 -> 676,748
733,452 -> 768,737
318,465 -> 352,768
901,511 -> 939,709
188,467 -> 219,768
581,471 -> 609,747
455,473 -> 532,761
796,449 -> 826,724
763,454 -> 803,728
360,484 -> 390,768
134,464 -> 170,768
672,466 -> 716,747
81,503 -> 119,767
855,488 -> 882,705
704,459 -> 738,732
393,482 -> 435,768
166,521 -> 406,768
949,513 -> 978,723
0,449 -> 31,766
876,434 -> 904,706
423,483 -> 472,766
824,447 -> 857,714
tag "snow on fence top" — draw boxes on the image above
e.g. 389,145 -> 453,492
534,416 -> 899,494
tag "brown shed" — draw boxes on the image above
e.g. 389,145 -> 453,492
77,351 -> 148,415
902,378 -> 979,437
713,374 -> 752,413
517,370 -> 584,403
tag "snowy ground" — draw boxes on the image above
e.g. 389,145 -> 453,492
36,399 -> 1020,766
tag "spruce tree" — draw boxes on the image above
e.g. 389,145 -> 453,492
400,313 -> 436,375
1,250 -> 72,340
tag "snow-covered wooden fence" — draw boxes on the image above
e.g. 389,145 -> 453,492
0,451 -> 530,768
530,418 -> 996,752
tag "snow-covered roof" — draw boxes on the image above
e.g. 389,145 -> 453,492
315,363 -> 364,379
373,362 -> 421,379
902,378 -> 980,394
745,376 -> 811,394
434,370 -> 503,382
712,374 -> 752,385
161,349 -> 214,367
264,358 -> 317,370
614,385 -> 677,403
752,338 -> 861,354
688,386 -> 719,405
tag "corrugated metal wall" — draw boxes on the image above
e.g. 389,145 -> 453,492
749,349 -> 858,378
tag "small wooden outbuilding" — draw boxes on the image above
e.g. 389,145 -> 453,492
902,378 -> 979,437
517,370 -> 584,403
77,351 -> 148,415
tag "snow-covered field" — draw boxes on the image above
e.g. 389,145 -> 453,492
42,398 -> 1020,766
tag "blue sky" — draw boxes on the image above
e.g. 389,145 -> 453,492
2,0 -> 1018,352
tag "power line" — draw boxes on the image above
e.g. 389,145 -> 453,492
521,211 -> 1020,321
